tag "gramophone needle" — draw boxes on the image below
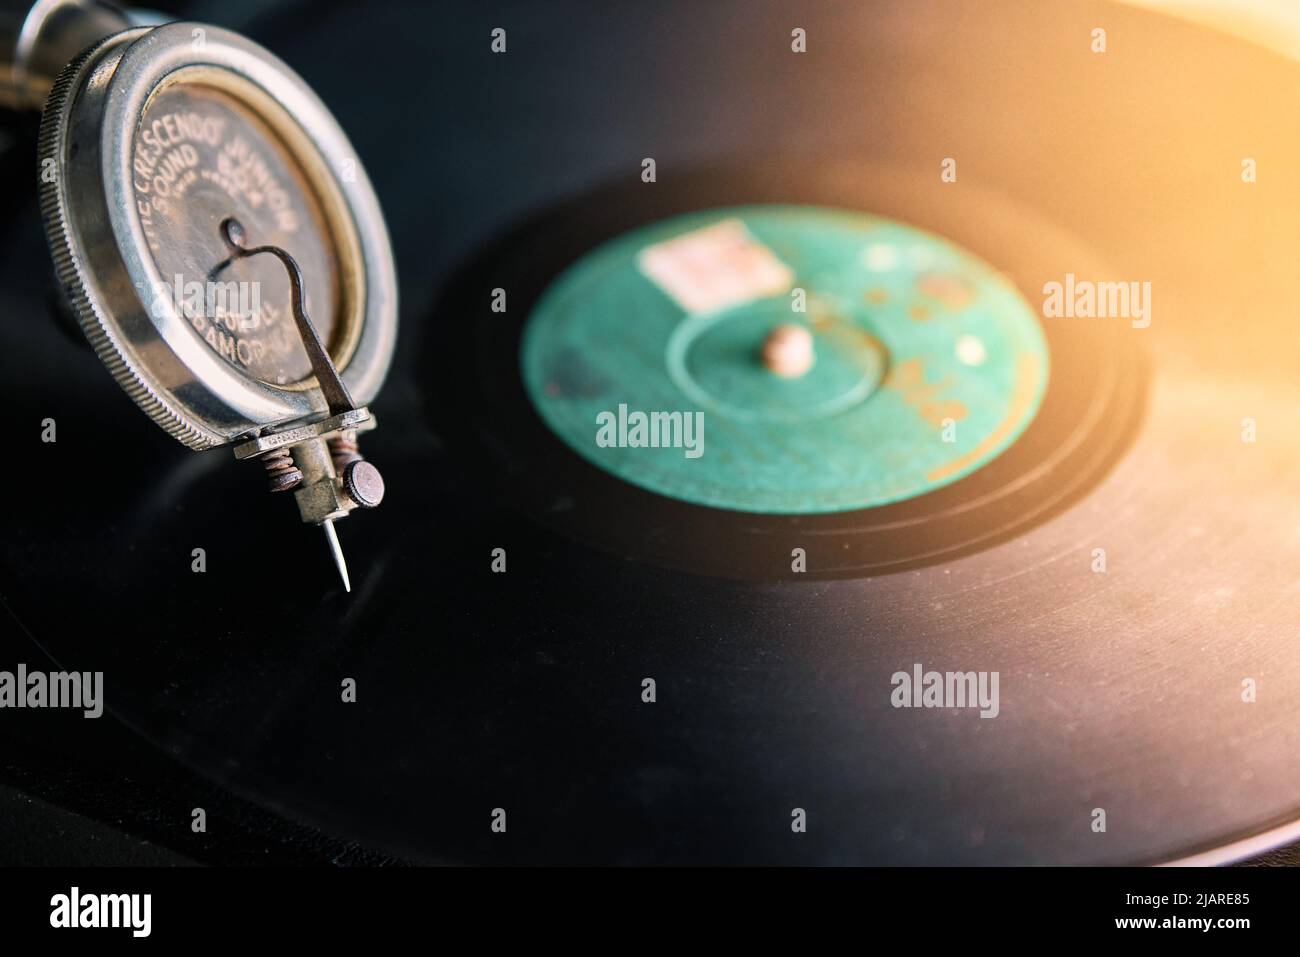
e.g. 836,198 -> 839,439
322,519 -> 351,594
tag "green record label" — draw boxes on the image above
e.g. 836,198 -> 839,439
521,205 -> 1049,514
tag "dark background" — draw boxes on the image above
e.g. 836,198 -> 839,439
2,0 -> 1299,865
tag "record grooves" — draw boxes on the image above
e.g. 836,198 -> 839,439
428,162 -> 1148,580
3,0 -> 1299,868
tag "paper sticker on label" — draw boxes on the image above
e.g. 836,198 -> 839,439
636,218 -> 793,314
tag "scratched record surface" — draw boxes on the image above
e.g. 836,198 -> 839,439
3,0 -> 1300,867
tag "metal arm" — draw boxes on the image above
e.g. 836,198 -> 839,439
0,0 -> 146,111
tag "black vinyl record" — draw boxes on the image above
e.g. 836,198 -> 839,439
2,0 -> 1299,865
432,161 -> 1147,580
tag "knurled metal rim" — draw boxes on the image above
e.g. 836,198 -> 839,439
36,22 -> 398,450
37,28 -> 217,446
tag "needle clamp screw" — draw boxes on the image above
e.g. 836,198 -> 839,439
343,460 -> 385,509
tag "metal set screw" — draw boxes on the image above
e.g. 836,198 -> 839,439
257,430 -> 382,509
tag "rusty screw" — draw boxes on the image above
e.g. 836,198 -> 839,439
260,447 -> 303,493
328,429 -> 362,472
